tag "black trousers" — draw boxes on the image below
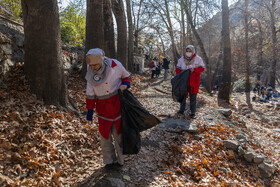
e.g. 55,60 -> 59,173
151,70 -> 156,78
179,86 -> 197,114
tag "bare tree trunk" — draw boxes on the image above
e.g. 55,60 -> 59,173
276,74 -> 280,86
104,0 -> 116,58
126,0 -> 134,72
21,0 -> 75,111
218,0 -> 232,103
256,20 -> 263,83
211,43 -> 223,87
269,0 -> 277,88
134,0 -> 143,55
112,0 -> 128,68
244,0 -> 251,107
134,31 -> 139,54
181,0 -> 186,54
185,6 -> 211,93
160,35 -> 166,57
186,0 -> 193,46
82,0 -> 104,77
164,0 -> 179,66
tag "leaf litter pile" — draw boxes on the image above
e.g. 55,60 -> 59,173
0,64 -> 279,186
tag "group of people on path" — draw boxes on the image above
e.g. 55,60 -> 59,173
150,56 -> 170,80
84,44 -> 205,170
252,84 -> 279,102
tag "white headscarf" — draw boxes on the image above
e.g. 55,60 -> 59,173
85,48 -> 111,86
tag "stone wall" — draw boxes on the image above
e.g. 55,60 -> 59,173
61,43 -> 85,75
0,16 -> 85,87
0,16 -> 24,86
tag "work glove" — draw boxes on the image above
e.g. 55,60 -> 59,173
86,109 -> 94,121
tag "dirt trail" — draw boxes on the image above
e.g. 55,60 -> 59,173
0,66 -> 279,186
78,74 -> 280,186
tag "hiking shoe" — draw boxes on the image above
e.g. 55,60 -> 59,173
189,113 -> 196,119
114,163 -> 123,168
177,111 -> 184,114
104,163 -> 115,170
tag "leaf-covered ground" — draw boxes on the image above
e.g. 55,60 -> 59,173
0,64 -> 279,186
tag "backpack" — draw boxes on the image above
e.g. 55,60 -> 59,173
149,61 -> 155,68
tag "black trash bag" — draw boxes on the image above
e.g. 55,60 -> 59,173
171,70 -> 190,103
119,89 -> 161,154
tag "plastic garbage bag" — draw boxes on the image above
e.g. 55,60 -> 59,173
171,70 -> 190,103
119,89 -> 161,154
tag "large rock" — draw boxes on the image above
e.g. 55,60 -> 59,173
258,161 -> 275,177
237,146 -> 245,156
108,177 -> 125,187
159,118 -> 198,133
0,33 -> 10,43
234,134 -> 248,142
3,59 -> 13,66
0,43 -> 12,55
244,151 -> 257,162
62,53 -> 71,71
14,34 -> 24,47
0,174 -> 13,185
224,140 -> 239,151
254,155 -> 265,164
0,23 -> 24,87
217,109 -> 232,117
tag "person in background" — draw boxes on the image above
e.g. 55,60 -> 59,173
155,58 -> 161,78
150,57 -> 158,79
85,48 -> 130,170
175,45 -> 205,118
162,57 -> 170,80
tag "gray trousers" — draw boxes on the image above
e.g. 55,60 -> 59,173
179,86 -> 197,114
100,123 -> 124,165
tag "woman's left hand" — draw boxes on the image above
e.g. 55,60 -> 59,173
120,85 -> 127,91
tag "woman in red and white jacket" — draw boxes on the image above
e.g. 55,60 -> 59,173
85,48 -> 130,170
176,45 -> 205,118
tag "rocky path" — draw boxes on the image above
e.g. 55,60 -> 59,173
77,74 -> 280,186
0,66 -> 279,186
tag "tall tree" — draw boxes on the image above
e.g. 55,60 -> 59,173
244,0 -> 251,107
112,0 -> 128,68
180,0 -> 186,53
268,0 -> 277,88
186,0 -> 193,45
149,25 -> 166,57
218,0 -> 232,103
82,0 -> 104,77
255,19 -> 263,83
149,0 -> 179,66
126,0 -> 134,71
85,0 -> 104,52
21,0 -> 75,111
164,0 -> 179,65
184,0 -> 212,93
133,0 -> 144,55
103,0 -> 116,58
252,0 -> 278,88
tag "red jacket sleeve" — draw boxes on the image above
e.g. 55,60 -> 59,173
194,67 -> 205,73
86,98 -> 97,109
175,68 -> 182,75
121,77 -> 131,84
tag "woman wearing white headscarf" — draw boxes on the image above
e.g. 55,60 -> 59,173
175,45 -> 205,118
85,48 -> 130,170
